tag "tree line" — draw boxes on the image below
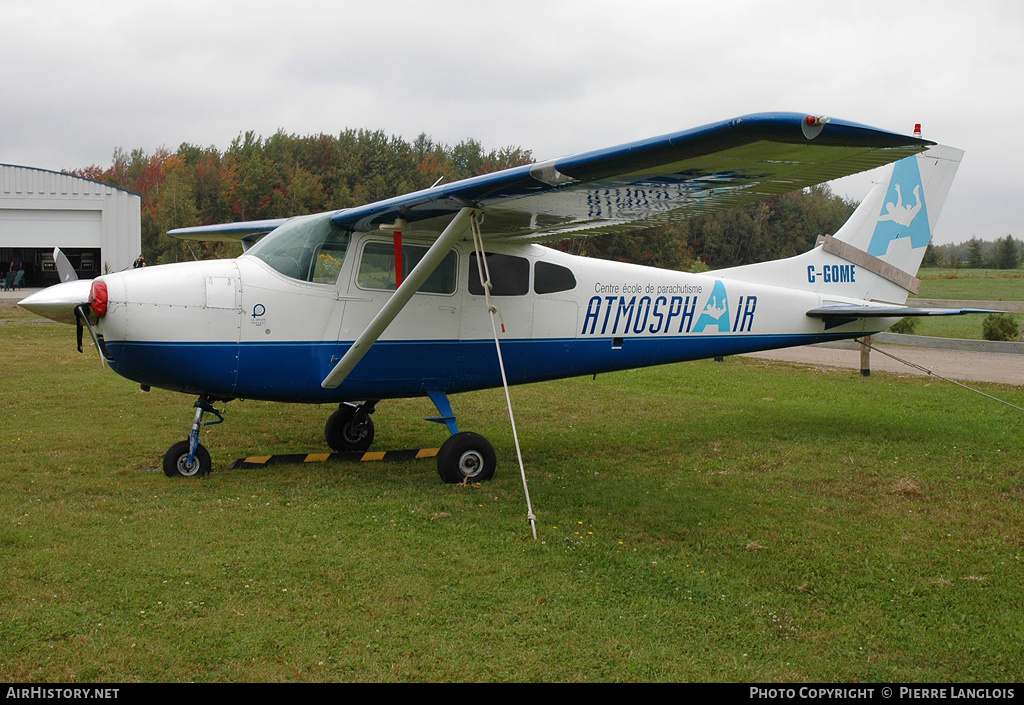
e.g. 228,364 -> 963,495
924,236 -> 1021,270
71,128 -> 860,271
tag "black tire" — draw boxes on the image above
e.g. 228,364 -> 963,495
163,440 -> 212,478
325,406 -> 375,452
437,432 -> 496,483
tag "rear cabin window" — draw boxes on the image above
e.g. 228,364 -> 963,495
357,241 -> 457,294
534,261 -> 577,294
468,253 -> 530,296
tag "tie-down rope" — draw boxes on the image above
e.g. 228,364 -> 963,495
855,338 -> 1024,413
470,212 -> 538,539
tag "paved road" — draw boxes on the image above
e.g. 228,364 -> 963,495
743,343 -> 1024,386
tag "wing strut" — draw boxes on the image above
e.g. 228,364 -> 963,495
321,207 -> 476,390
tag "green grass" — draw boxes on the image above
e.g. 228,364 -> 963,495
3,304 -> 1024,682
908,316 -> 989,341
896,269 -> 1024,340
915,268 -> 1024,302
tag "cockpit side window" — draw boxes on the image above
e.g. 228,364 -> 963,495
356,241 -> 458,294
245,212 -> 351,284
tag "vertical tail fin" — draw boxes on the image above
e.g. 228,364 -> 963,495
714,144 -> 963,305
825,144 -> 963,300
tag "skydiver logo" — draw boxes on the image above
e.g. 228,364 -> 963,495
693,280 -> 731,333
879,183 -> 923,227
867,156 -> 930,256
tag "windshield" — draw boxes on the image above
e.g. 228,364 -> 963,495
245,212 -> 351,284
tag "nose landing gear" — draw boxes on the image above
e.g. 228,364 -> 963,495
163,396 -> 225,478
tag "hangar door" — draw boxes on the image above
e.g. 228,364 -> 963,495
0,209 -> 102,248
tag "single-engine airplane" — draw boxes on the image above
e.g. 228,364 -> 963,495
21,113 -> 979,482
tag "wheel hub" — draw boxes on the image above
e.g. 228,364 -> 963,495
176,455 -> 203,477
457,450 -> 485,478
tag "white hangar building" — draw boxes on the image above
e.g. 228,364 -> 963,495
1,164 -> 141,287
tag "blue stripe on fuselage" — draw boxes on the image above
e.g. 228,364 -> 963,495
105,333 -> 854,402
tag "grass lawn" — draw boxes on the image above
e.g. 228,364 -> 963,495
901,269 -> 1024,340
914,268 -> 1024,302
2,305 -> 1023,682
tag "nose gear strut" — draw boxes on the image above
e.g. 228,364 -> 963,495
163,395 -> 226,477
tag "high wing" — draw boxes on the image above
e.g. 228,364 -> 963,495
168,112 -> 931,246
168,218 -> 288,251
330,112 -> 931,241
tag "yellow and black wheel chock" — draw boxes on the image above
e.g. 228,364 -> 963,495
228,447 -> 439,470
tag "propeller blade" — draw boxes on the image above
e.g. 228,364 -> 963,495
54,247 -> 78,282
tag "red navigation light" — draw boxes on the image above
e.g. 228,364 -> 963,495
89,280 -> 108,317
805,115 -> 816,126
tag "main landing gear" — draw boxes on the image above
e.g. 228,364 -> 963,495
325,401 -> 377,452
162,393 -> 498,483
437,432 -> 496,484
163,395 -> 225,477
326,394 -> 498,484
423,391 -> 497,484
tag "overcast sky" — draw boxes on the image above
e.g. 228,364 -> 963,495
2,0 -> 1021,245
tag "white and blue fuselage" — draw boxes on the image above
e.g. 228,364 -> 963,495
91,225 -> 889,403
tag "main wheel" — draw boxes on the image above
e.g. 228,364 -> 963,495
325,406 -> 375,452
163,440 -> 212,478
437,432 -> 496,483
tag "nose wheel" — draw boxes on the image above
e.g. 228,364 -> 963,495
163,396 -> 224,478
163,440 -> 212,477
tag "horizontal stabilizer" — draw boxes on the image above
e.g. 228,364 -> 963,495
807,305 -> 1003,319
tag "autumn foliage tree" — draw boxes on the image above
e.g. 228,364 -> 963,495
70,128 -> 854,271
